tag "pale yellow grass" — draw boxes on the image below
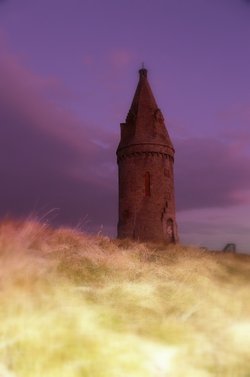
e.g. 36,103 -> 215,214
0,220 -> 249,376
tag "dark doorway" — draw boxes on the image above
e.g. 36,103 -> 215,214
166,218 -> 175,243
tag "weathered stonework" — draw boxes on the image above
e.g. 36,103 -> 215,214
117,68 -> 178,243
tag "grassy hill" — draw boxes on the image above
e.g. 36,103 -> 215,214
0,220 -> 249,377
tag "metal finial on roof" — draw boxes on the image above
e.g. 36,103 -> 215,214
139,63 -> 147,78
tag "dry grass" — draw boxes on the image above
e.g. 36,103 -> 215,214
0,220 -> 249,376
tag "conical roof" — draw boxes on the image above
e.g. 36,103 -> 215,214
118,68 -> 174,152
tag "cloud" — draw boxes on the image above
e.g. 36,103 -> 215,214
109,49 -> 134,69
217,104 -> 250,153
174,137 -> 250,210
178,205 -> 250,252
0,40 -> 117,233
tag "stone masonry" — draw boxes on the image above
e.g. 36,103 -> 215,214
116,68 -> 178,243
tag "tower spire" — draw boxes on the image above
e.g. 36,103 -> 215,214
139,63 -> 147,78
118,68 -> 173,151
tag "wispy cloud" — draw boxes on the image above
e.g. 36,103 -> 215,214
109,49 -> 134,69
0,38 -> 117,231
174,136 -> 250,210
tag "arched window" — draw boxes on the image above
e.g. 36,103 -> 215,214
144,172 -> 151,197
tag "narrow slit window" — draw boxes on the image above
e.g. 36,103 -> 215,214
144,172 -> 151,197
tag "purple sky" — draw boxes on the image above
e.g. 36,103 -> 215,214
0,0 -> 250,252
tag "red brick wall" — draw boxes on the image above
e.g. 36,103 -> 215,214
117,150 -> 178,243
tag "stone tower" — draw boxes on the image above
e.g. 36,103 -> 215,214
116,67 -> 178,243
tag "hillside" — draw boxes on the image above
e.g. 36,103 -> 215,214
0,220 -> 249,377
